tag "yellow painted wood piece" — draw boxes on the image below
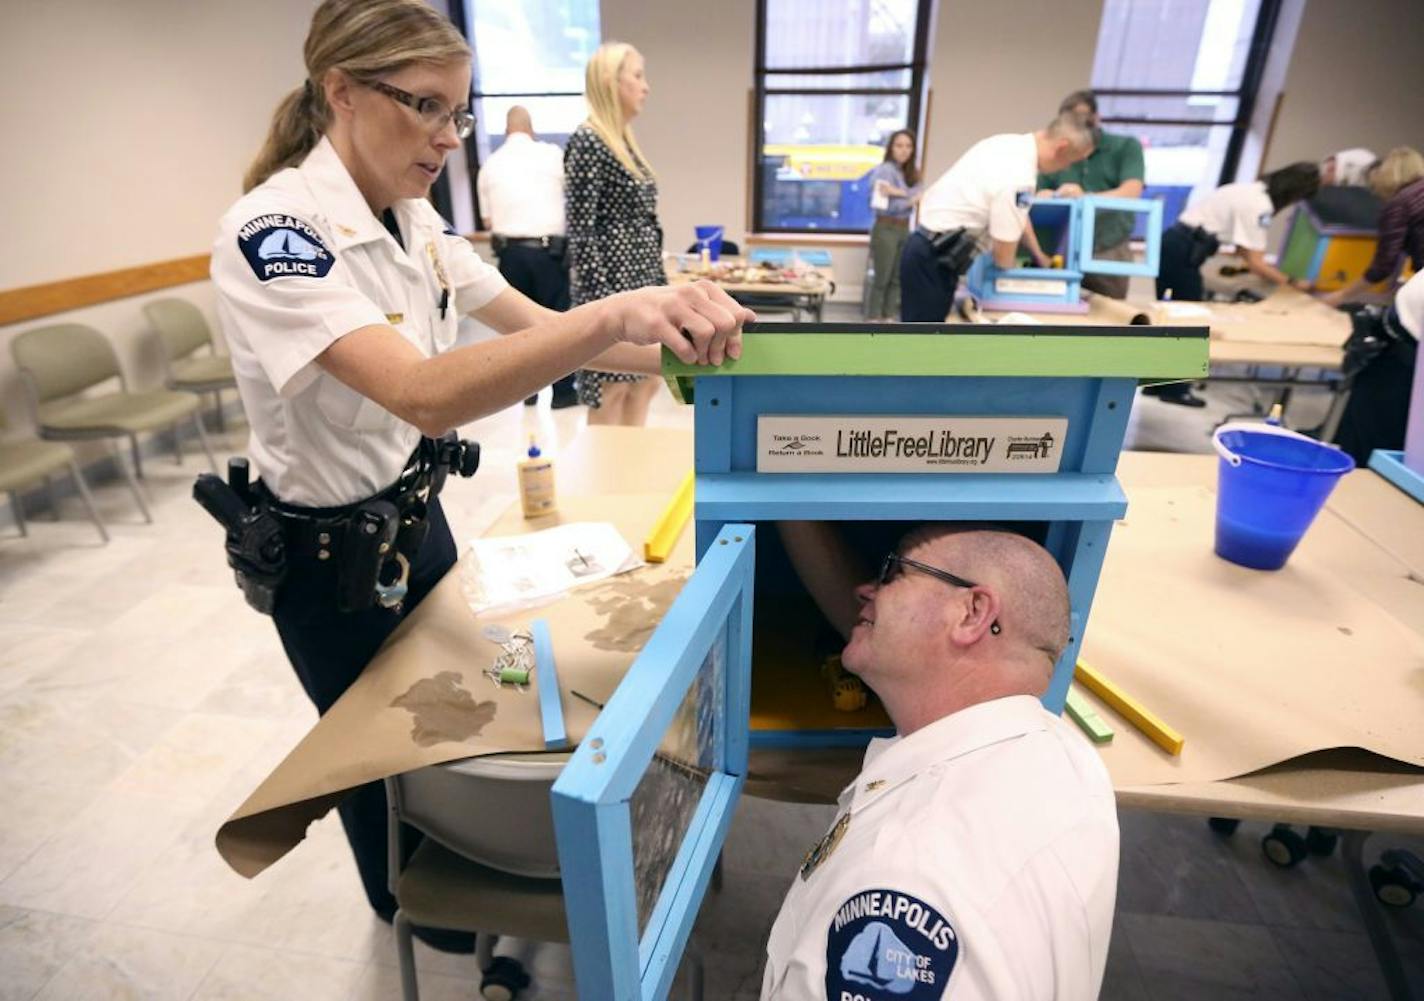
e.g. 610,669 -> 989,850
644,470 -> 694,563
1074,659 -> 1184,755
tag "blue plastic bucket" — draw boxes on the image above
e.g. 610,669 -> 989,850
694,225 -> 724,261
1212,424 -> 1355,570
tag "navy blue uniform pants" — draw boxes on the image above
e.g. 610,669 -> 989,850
496,243 -> 575,399
899,230 -> 962,322
1155,224 -> 1206,302
272,498 -> 458,919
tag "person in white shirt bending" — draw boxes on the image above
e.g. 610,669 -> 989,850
763,522 -> 1120,1001
478,105 -> 579,407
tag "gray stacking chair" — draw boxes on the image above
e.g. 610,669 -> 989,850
143,297 -> 239,431
10,322 -> 218,523
0,409 -> 107,543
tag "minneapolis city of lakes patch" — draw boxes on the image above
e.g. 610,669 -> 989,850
825,888 -> 958,999
238,214 -> 335,282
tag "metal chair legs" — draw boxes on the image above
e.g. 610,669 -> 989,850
112,441 -> 152,523
394,910 -> 420,1001
193,411 -> 219,473
8,491 -> 26,537
69,460 -> 109,543
129,433 -> 144,479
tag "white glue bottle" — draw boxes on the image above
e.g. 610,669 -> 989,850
518,437 -> 557,518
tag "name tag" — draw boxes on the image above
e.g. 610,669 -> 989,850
757,415 -> 1067,473
385,313 -> 404,324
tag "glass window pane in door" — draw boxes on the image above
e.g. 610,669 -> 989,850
761,93 -> 908,232
1092,0 -> 1262,92
764,0 -> 919,69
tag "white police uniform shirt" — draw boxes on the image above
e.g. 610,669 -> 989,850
1177,180 -> 1275,252
1395,269 -> 1424,341
761,695 -> 1119,1001
477,132 -> 566,238
211,137 -> 507,507
916,134 -> 1037,247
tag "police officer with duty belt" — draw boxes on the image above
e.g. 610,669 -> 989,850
201,0 -> 751,950
899,113 -> 1095,322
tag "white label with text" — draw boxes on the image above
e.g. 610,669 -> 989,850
757,416 -> 1068,473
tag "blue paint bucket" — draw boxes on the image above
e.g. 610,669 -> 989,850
694,225 -> 724,261
1212,423 -> 1355,570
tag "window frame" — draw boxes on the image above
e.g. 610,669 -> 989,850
751,0 -> 936,236
1092,0 -> 1285,187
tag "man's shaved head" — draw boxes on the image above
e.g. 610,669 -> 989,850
505,105 -> 533,136
903,524 -> 1071,671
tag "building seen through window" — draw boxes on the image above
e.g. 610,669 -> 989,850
755,0 -> 931,234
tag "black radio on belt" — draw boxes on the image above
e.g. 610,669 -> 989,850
923,227 -> 976,274
193,458 -> 287,614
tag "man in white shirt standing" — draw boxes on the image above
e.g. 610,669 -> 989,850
764,522 -> 1120,1000
900,114 -> 1094,321
478,105 -> 578,407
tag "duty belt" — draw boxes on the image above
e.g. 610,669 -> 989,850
194,433 -> 480,616
493,234 -> 567,256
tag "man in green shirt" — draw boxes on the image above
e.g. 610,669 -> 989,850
1036,89 -> 1145,299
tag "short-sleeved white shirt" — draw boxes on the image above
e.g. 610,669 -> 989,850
477,132 -> 566,238
1394,269 -> 1424,340
211,137 -> 508,507
761,695 -> 1119,1001
1177,180 -> 1275,252
917,134 -> 1038,246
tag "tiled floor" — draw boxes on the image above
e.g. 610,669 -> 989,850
1,304 -> 1421,999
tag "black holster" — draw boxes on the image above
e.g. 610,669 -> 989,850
924,227 -> 976,273
1181,224 -> 1221,268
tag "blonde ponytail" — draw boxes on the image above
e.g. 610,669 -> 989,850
244,82 -> 326,192
242,0 -> 470,192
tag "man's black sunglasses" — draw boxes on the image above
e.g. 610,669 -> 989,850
876,553 -> 1001,634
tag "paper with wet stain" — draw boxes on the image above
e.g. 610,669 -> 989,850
390,672 -> 497,747
215,490 -> 696,878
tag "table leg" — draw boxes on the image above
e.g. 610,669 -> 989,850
1342,829 -> 1414,1001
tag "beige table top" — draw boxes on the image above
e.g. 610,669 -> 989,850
960,287 -> 1349,371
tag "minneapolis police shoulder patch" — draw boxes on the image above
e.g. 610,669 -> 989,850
237,214 -> 335,282
826,888 -> 958,999
1015,188 -> 1034,209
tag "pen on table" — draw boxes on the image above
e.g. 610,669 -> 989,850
570,689 -> 605,709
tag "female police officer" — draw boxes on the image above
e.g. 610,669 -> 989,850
209,0 -> 751,945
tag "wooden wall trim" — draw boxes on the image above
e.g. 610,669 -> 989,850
0,254 -> 212,327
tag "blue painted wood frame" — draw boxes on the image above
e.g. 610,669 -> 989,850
1079,196 -> 1163,276
531,618 -> 567,750
551,524 -> 755,1000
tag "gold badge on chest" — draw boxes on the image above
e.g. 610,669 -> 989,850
799,812 -> 851,881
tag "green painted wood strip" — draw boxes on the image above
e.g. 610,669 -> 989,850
663,329 -> 1209,380
1065,687 -> 1115,744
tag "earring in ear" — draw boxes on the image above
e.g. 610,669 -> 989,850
990,622 -> 1001,635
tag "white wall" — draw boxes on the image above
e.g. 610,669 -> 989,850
0,0 -> 317,431
599,0 -> 756,261
1267,0 -> 1424,169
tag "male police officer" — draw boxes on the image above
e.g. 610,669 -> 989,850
764,523 -> 1119,1000
1036,90 -> 1146,300
479,105 -> 579,407
900,114 -> 1095,321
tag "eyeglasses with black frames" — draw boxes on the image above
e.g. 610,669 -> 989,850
876,552 -> 1001,635
363,79 -> 475,139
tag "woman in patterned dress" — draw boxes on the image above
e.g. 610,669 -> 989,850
566,42 -> 668,426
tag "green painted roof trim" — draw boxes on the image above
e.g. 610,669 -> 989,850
662,327 -> 1208,402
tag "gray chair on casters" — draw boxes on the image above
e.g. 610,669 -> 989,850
0,410 -> 108,543
10,322 -> 218,524
143,298 -> 239,431
385,762 -> 705,1001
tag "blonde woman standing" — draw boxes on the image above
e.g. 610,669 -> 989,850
207,0 -> 748,944
566,43 -> 674,425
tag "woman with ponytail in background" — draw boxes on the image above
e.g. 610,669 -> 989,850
209,0 -> 751,951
